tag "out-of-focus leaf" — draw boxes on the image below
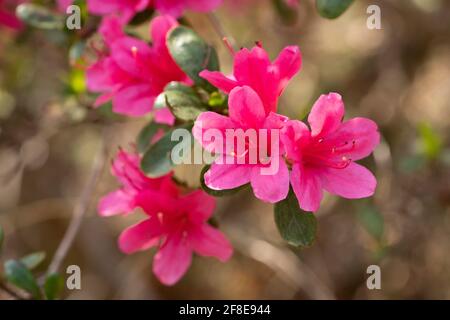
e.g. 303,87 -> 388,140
137,122 -> 169,154
141,125 -> 193,178
69,69 -> 86,94
272,0 -> 298,25
208,91 -> 227,109
4,260 -> 42,299
418,122 -> 442,160
358,206 -> 384,241
16,4 -> 65,30
69,41 -> 86,66
20,252 -> 46,271
200,165 -> 249,197
316,0 -> 354,19
129,9 -> 155,25
44,273 -> 64,300
274,189 -> 317,247
167,26 -> 219,92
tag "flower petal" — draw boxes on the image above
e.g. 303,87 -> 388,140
320,162 -> 377,199
193,111 -> 235,153
98,189 -> 135,216
228,86 -> 266,128
250,160 -> 290,203
290,164 -> 323,212
153,232 -> 192,285
326,117 -> 380,161
280,120 -> 310,163
118,218 -> 163,254
204,162 -> 251,190
199,70 -> 238,93
189,224 -> 233,262
273,45 -> 302,92
308,93 -> 345,138
112,84 -> 154,116
181,190 -> 216,223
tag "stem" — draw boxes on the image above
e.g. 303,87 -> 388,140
46,129 -> 109,275
207,12 -> 237,53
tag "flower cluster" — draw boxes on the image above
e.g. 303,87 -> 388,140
87,1 -> 379,286
99,150 -> 232,285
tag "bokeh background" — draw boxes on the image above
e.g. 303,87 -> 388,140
0,0 -> 449,299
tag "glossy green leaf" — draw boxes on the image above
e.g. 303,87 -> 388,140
141,125 -> 193,177
167,26 -> 219,92
316,0 -> 354,19
200,165 -> 249,197
137,122 -> 169,154
154,82 -> 198,110
20,252 -> 46,271
44,273 -> 64,300
164,90 -> 207,122
274,189 -> 317,247
4,260 -> 42,299
16,4 -> 65,30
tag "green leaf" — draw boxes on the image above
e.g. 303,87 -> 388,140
164,90 -> 207,122
208,91 -> 227,108
272,0 -> 298,25
16,4 -> 65,30
358,206 -> 384,241
167,26 -> 219,92
20,252 -> 46,271
274,189 -> 317,247
154,82 -> 198,110
44,273 -> 64,300
141,125 -> 193,177
316,0 -> 354,19
129,8 -> 155,25
137,122 -> 169,154
200,165 -> 249,197
4,260 -> 42,299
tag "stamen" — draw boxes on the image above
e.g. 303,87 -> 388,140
131,46 -> 138,58
222,37 -> 235,56
255,40 -> 263,48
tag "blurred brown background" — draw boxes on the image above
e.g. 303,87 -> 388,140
0,0 -> 449,299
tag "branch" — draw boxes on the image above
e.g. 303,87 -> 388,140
46,129 -> 109,275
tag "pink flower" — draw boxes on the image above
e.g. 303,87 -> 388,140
200,44 -> 301,115
119,189 -> 233,285
87,0 -> 151,23
87,15 -> 190,122
0,0 -> 24,30
281,93 -> 380,212
98,149 -> 178,217
193,85 -> 290,203
56,0 -> 73,12
153,0 -> 223,18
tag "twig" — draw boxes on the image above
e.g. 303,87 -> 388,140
46,129 -> 109,275
207,12 -> 237,53
0,282 -> 27,300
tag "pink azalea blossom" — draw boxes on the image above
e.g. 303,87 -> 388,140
119,189 -> 233,285
98,149 -> 178,217
281,93 -> 380,212
86,0 -> 222,21
56,0 -> 72,12
87,15 -> 190,122
152,0 -> 223,18
87,0 -> 151,23
0,0 -> 25,30
200,44 -> 301,115
193,85 -> 290,203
